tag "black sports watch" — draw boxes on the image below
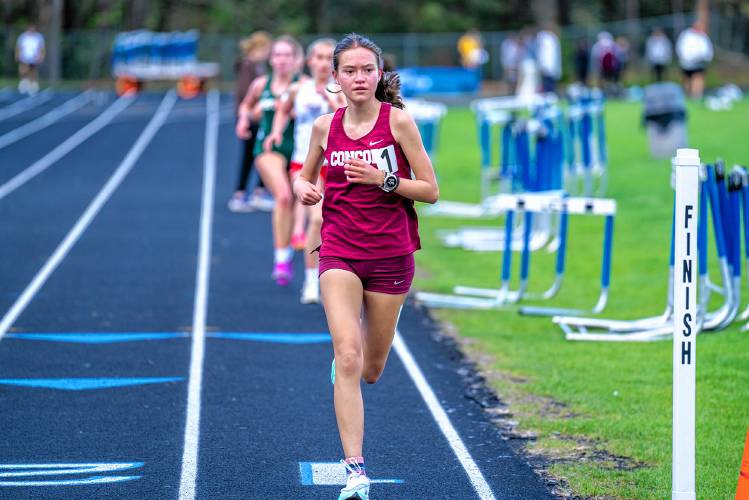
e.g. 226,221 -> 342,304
381,171 -> 400,193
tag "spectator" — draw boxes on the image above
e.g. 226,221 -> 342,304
536,28 -> 561,93
573,38 -> 590,85
15,24 -> 45,95
457,29 -> 487,71
645,27 -> 673,82
614,36 -> 630,83
676,21 -> 713,98
500,35 -> 521,93
591,31 -> 621,94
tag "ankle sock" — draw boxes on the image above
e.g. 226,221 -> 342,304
343,456 -> 366,476
305,268 -> 319,285
274,247 -> 293,264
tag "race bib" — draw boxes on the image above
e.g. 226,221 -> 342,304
371,145 -> 399,174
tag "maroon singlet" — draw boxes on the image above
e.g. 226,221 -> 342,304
321,102 -> 420,260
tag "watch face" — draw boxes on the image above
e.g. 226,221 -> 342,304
385,176 -> 398,190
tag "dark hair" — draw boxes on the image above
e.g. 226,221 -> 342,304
333,33 -> 404,110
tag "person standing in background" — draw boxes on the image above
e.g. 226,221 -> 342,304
676,21 -> 713,98
500,35 -> 520,94
457,29 -> 487,72
228,31 -> 272,213
536,27 -> 561,93
15,24 -> 45,95
573,38 -> 590,85
645,27 -> 673,82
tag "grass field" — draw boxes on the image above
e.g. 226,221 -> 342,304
414,98 -> 749,499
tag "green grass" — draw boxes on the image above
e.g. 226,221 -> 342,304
414,98 -> 749,499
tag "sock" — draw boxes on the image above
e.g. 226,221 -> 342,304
343,456 -> 366,477
274,247 -> 293,264
305,268 -> 319,285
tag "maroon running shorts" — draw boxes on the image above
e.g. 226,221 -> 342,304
319,253 -> 415,295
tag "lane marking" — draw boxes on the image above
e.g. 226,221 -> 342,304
0,462 -> 143,487
0,377 -> 183,390
4,332 -> 329,344
0,93 -> 135,201
0,89 -> 54,121
208,332 -> 330,343
6,332 -> 188,343
0,91 -> 176,341
393,328 -> 497,500
0,90 -> 94,150
178,89 -> 219,500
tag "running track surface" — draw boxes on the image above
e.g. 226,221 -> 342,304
0,90 -> 553,499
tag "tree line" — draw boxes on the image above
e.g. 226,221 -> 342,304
2,0 -> 744,35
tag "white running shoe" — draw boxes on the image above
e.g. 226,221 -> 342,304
249,191 -> 274,212
227,196 -> 254,213
338,471 -> 370,500
300,280 -> 320,304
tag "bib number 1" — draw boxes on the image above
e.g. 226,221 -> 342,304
372,145 -> 399,174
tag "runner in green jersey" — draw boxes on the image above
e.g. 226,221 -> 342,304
236,35 -> 304,286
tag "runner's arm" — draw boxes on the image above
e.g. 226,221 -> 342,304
389,107 -> 439,204
264,84 -> 297,150
293,115 -> 330,205
236,76 -> 265,139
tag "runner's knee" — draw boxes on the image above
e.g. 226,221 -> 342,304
336,349 -> 362,378
362,363 -> 384,384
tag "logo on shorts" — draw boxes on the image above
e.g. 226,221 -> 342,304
393,280 -> 405,285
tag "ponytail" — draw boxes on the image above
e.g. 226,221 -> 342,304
375,71 -> 404,109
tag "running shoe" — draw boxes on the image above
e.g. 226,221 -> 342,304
227,196 -> 254,213
338,463 -> 370,500
271,261 -> 293,286
291,232 -> 307,250
330,358 -> 336,385
300,279 -> 320,304
249,191 -> 275,212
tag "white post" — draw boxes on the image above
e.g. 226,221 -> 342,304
672,148 -> 700,500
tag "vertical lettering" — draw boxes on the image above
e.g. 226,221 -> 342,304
681,340 -> 692,365
683,313 -> 692,336
684,204 -> 693,229
682,259 -> 692,284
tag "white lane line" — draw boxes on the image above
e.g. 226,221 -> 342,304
0,91 -> 177,340
0,90 -> 95,150
393,330 -> 498,500
0,89 -> 54,121
178,89 -> 219,500
0,93 -> 135,201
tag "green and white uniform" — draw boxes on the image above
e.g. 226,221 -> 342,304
253,72 -> 299,164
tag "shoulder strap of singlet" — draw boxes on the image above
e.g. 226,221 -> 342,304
329,106 -> 346,137
261,72 -> 273,95
377,102 -> 392,127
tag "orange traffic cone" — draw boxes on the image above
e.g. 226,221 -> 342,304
737,427 -> 749,499
177,75 -> 203,99
116,76 -> 140,96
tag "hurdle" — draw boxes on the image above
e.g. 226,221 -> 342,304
424,93 -> 559,219
408,98 -> 447,164
565,85 -> 607,197
518,196 -> 615,317
432,99 -> 566,253
415,192 -> 616,312
558,160 -> 743,342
